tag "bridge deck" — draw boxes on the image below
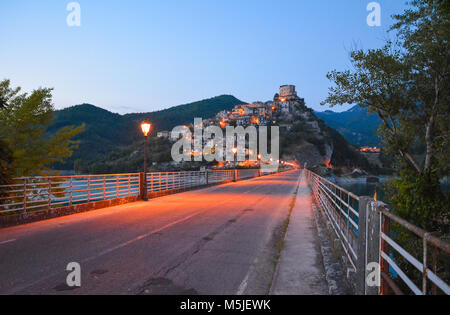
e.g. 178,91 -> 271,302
0,169 -> 328,295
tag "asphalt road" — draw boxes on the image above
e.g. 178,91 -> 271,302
0,170 -> 300,295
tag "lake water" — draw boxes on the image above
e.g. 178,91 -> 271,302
330,176 -> 450,203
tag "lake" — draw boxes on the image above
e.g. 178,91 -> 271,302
330,176 -> 450,203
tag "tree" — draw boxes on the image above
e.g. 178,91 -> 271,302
0,97 -> 13,196
273,93 -> 279,101
0,139 -> 12,190
322,0 -> 449,231
0,79 -> 84,176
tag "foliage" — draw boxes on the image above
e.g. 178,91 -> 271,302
315,105 -> 383,147
322,0 -> 450,293
388,167 -> 449,233
74,137 -> 174,174
0,79 -> 84,176
322,0 -> 449,227
50,95 -> 244,169
279,112 -> 373,171
0,136 -> 13,198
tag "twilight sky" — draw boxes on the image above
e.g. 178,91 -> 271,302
0,0 -> 408,113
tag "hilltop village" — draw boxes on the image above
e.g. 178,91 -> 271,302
157,85 -> 316,138
71,84 -> 384,175
207,84 -> 307,128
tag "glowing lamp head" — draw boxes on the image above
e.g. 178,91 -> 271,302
140,121 -> 152,137
232,147 -> 238,155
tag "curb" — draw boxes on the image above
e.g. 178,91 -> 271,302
312,202 -> 353,295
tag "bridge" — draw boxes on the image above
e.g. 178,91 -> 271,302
0,168 -> 448,295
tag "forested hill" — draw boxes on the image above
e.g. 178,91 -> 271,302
49,95 -> 245,169
314,105 -> 382,147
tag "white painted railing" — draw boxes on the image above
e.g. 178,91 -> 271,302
0,168 -> 291,215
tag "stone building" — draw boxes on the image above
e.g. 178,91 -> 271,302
273,85 -> 305,114
279,85 -> 297,98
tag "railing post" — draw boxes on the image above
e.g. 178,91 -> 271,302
47,179 -> 51,213
87,176 -> 91,203
233,169 -> 237,182
116,177 -> 119,198
103,177 -> 106,200
205,170 -> 209,185
380,214 -> 390,295
128,175 -> 131,196
356,197 -> 383,295
23,178 -> 27,215
150,173 -> 154,193
69,177 -> 73,207
139,172 -> 147,201
422,234 -> 429,295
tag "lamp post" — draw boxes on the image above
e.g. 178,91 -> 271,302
140,121 -> 152,201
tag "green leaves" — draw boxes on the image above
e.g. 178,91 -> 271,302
323,1 -> 449,176
0,80 -> 84,176
322,1 -> 449,236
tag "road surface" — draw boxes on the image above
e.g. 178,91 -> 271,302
0,170 -> 300,295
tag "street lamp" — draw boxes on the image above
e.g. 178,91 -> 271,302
140,121 -> 152,201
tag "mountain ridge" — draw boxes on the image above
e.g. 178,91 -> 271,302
314,105 -> 382,147
50,95 -> 245,169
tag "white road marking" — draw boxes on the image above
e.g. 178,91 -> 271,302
7,210 -> 204,294
0,239 -> 16,245
236,272 -> 250,295
7,171 -> 296,294
83,210 -> 203,262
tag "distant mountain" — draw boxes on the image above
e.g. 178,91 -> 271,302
314,105 -> 382,147
49,95 -> 245,169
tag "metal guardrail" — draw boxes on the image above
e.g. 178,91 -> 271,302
307,170 -> 360,270
378,206 -> 450,295
0,174 -> 141,215
0,168 -> 289,215
306,169 -> 450,295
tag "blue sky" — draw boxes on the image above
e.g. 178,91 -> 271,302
0,0 -> 408,113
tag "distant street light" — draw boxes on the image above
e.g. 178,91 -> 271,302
232,147 -> 238,168
140,121 -> 152,201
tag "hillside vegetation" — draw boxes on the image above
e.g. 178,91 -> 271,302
314,105 -> 382,147
50,95 -> 244,169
